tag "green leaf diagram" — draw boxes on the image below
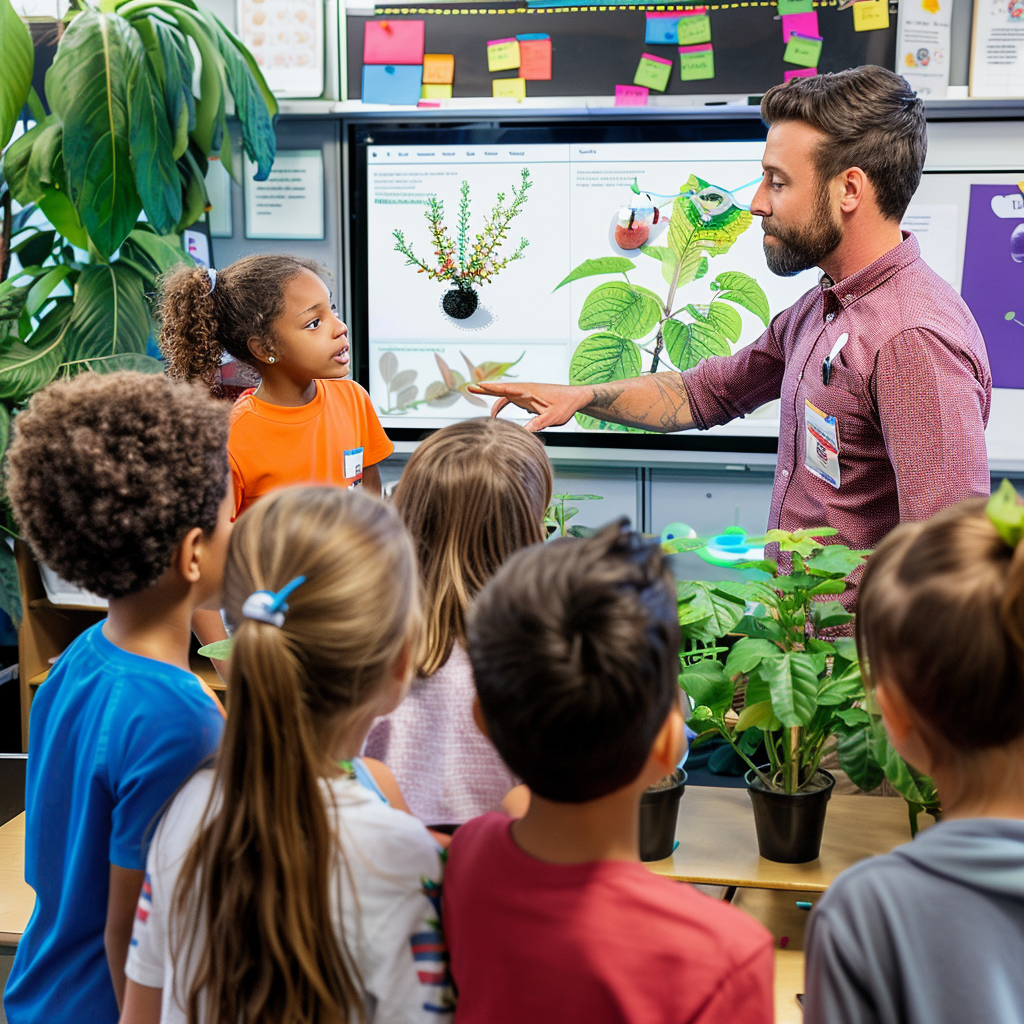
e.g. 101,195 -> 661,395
554,257 -> 636,291
710,271 -> 770,328
578,282 -> 661,340
685,301 -> 742,344
663,320 -> 731,371
569,332 -> 642,386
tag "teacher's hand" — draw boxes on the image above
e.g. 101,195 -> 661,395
467,381 -> 590,432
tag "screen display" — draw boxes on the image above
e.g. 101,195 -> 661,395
357,126 -> 819,446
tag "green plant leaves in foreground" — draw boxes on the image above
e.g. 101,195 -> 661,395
554,257 -> 636,291
0,303 -> 73,401
568,332 -> 642,387
987,479 -> 1024,547
762,652 -> 819,728
578,282 -> 661,340
198,639 -> 234,660
710,271 -> 770,328
0,0 -> 33,151
62,264 -> 150,366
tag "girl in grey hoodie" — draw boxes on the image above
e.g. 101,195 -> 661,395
805,489 -> 1024,1024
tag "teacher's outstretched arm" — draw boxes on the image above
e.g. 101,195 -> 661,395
468,373 -> 696,434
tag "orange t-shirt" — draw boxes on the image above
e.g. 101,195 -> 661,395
228,378 -> 394,516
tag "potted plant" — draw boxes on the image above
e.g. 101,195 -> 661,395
0,0 -> 277,626
668,527 -> 871,862
393,168 -> 532,320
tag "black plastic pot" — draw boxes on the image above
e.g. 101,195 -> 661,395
442,288 -> 479,319
639,768 -> 687,862
746,767 -> 836,864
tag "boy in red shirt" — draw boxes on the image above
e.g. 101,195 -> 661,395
446,520 -> 774,1024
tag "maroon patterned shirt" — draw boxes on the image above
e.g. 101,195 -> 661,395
681,233 -> 992,557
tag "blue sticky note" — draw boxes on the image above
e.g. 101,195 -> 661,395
645,16 -> 681,43
362,64 -> 423,105
516,32 -> 549,39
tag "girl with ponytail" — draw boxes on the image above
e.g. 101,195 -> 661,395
159,257 -> 392,511
120,486 -> 453,1024
804,483 -> 1024,1024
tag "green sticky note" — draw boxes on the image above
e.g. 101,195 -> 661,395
777,0 -> 814,12
634,52 -> 673,92
678,44 -> 715,80
677,13 -> 711,45
783,32 -> 822,67
421,83 -> 453,99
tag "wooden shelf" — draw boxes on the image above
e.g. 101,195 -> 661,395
26,654 -> 225,692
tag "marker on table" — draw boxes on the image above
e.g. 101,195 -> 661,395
821,332 -> 850,386
796,900 -> 813,911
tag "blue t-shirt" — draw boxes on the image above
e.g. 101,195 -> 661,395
4,622 -> 225,1024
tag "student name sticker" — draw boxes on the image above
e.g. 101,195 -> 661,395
804,400 -> 841,489
344,447 -> 365,486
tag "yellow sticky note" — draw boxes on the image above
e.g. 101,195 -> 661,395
1017,178 -> 1024,196
423,53 -> 455,85
421,83 -> 453,99
852,0 -> 889,31
492,77 -> 526,100
487,37 -> 521,72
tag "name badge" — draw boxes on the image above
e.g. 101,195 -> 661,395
804,400 -> 840,489
344,447 -> 364,487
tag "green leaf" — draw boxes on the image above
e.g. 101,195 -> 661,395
149,18 -> 195,160
47,10 -> 143,259
123,228 -> 191,280
872,728 -> 939,808
986,479 -> 1024,547
816,663 -> 863,705
832,637 -> 858,664
0,304 -> 72,400
200,10 -> 276,180
805,545 -> 870,578
568,332 -> 642,387
835,707 -> 870,727
0,0 -> 33,151
26,265 -> 73,317
126,33 -> 183,235
764,652 -> 819,727
734,613 -> 783,642
735,558 -> 778,575
37,187 -> 90,250
735,700 -> 779,732
663,319 -> 731,371
725,637 -> 779,677
13,229 -> 57,267
0,540 -> 21,628
685,301 -> 742,344
667,178 -> 753,278
810,600 -> 854,632
837,726 -> 884,792
4,117 -> 57,205
809,578 -> 847,596
679,659 -> 733,715
710,271 -> 770,327
175,146 -> 211,232
554,257 -> 637,291
198,638 -> 233,660
662,536 -> 709,554
578,282 -> 661,341
676,581 -> 747,641
63,264 -> 150,365
82,352 -> 164,374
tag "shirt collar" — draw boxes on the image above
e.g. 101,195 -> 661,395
819,231 -> 920,320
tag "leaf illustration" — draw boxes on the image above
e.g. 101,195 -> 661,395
435,352 -> 457,390
711,271 -> 770,327
459,386 -> 488,408
579,282 -> 661,341
663,320 -> 731,371
685,301 -> 742,344
474,354 -> 524,382
379,352 -> 398,384
425,380 -> 460,408
554,257 -> 637,291
395,385 -> 418,407
390,368 -> 417,393
568,332 -> 642,388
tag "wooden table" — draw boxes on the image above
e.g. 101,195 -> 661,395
775,950 -> 805,1024
0,813 -> 34,949
647,785 -> 918,891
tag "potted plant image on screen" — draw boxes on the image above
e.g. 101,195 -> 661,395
557,175 -> 770,433
392,168 -> 532,322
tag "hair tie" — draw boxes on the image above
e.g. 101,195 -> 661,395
242,575 -> 306,628
207,268 -> 217,294
987,480 -> 1024,548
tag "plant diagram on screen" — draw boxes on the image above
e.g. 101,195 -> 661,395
393,168 -> 533,321
564,174 -> 770,431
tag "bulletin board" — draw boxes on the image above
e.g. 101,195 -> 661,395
346,2 -> 898,100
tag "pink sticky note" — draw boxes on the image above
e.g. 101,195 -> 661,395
784,66 -> 817,80
781,10 -> 818,41
678,42 -> 713,53
615,84 -> 650,106
363,20 -> 425,65
417,99 -> 441,107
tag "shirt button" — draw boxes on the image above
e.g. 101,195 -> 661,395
845,295 -> 853,302
826,312 -> 835,322
783,469 -> 790,477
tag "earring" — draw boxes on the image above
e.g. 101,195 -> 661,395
267,357 -> 276,363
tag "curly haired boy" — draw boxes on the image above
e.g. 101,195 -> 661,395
4,372 -> 232,1024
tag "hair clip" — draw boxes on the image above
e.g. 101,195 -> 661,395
241,575 -> 306,628
207,268 -> 217,294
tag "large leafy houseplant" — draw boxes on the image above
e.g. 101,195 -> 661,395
0,0 -> 277,623
554,175 -> 769,432
667,527 -> 941,833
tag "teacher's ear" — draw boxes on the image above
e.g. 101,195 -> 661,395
837,165 -> 871,215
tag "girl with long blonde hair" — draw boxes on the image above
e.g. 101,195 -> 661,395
120,486 -> 453,1024
364,418 -> 552,831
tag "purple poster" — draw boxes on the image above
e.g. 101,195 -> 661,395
961,184 -> 1024,390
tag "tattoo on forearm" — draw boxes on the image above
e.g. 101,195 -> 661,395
588,385 -> 626,410
583,375 -> 693,432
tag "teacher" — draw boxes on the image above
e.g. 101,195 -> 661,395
473,66 -> 992,553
